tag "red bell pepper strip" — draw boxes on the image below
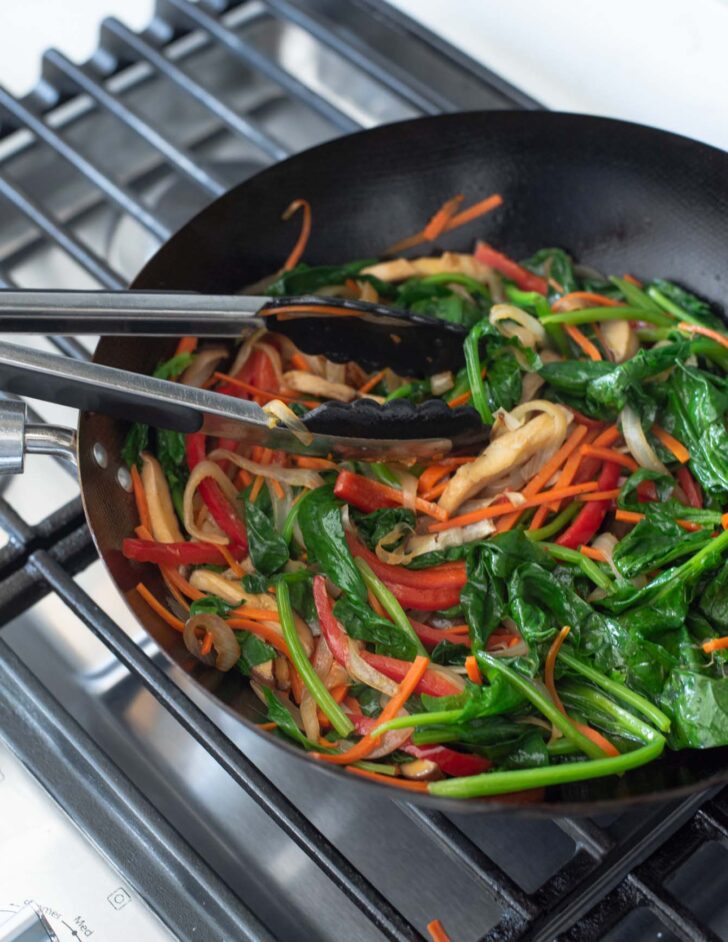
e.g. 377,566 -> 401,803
345,533 -> 466,590
123,538 -> 229,567
186,432 -> 248,554
313,576 -> 463,697
474,242 -> 548,295
409,619 -> 469,650
677,465 -> 702,509
556,461 -> 621,549
217,348 -> 278,398
349,714 -> 490,776
334,470 -> 404,514
385,580 -> 462,612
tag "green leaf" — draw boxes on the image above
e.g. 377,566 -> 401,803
699,561 -> 728,633
261,687 -> 310,747
333,595 -> 420,660
153,352 -> 194,381
647,279 -> 724,330
431,640 -> 468,665
267,261 -> 389,297
189,594 -> 240,617
157,428 -> 188,520
348,683 -> 383,718
496,730 -> 549,770
351,507 -> 415,552
612,506 -> 711,578
660,669 -> 728,748
521,247 -> 578,297
244,497 -> 290,576
121,422 -> 149,469
236,633 -> 275,677
298,486 -> 366,600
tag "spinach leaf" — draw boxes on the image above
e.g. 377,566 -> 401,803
153,352 -> 194,381
660,669 -> 728,748
244,497 -> 289,576
648,279 -> 723,330
189,594 -> 241,617
237,633 -> 275,677
262,687 -> 311,748
496,730 -> 549,770
395,279 -> 483,328
121,422 -> 149,469
539,360 -> 614,398
352,507 -> 415,552
588,341 -> 689,413
333,595 -> 420,660
613,506 -> 711,578
348,683 -> 382,718
267,261 -> 390,297
521,248 -> 578,296
699,561 -> 728,632
431,640 -> 468,666
663,364 -> 728,497
157,428 -> 188,520
298,486 -> 365,600
421,675 -> 525,720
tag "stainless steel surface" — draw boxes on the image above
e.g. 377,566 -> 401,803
0,401 -> 28,474
0,339 -> 453,458
0,907 -> 57,942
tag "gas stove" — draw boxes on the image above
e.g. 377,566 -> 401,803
0,3 -> 727,941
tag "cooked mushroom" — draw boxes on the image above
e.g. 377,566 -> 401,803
600,319 -> 639,363
140,452 -> 183,543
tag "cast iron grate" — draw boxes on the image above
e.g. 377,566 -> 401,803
0,2 -> 722,940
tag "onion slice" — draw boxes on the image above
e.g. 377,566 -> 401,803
621,405 -> 669,474
346,639 -> 398,696
183,460 -> 239,544
183,613 -> 239,671
490,303 -> 546,348
208,449 -> 324,490
263,399 -> 313,446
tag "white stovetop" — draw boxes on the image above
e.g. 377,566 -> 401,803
1,0 -> 727,149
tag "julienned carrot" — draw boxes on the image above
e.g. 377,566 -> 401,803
358,369 -> 387,395
565,324 -> 602,361
465,655 -> 482,685
227,617 -> 290,656
313,655 -> 430,765
623,273 -> 643,288
422,480 -> 449,502
213,372 -> 314,406
448,389 -> 473,408
615,509 -> 702,532
164,566 -> 204,600
723,513 -> 728,531
423,193 -> 464,240
333,470 -> 449,522
581,445 -> 638,472
345,766 -> 429,792
290,352 -> 312,372
551,292 -> 625,311
594,425 -> 620,447
577,489 -> 621,502
230,606 -> 280,622
382,193 -> 502,255
428,481 -> 599,533
175,335 -> 198,356
282,198 -> 311,271
218,544 -> 244,577
418,464 -> 451,494
427,919 -> 453,942
579,545 -> 608,562
293,456 -> 338,470
136,583 -> 184,631
130,464 -> 152,533
702,636 -> 728,654
249,475 -> 265,503
574,723 -> 620,757
501,424 -> 588,532
199,633 -> 214,656
652,425 -> 690,464
678,321 -> 728,351
257,721 -> 278,731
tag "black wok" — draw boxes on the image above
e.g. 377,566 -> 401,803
77,111 -> 728,813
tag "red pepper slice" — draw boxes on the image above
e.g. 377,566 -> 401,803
409,619 -> 469,650
186,432 -> 248,554
346,533 -> 466,590
677,465 -> 703,509
333,469 -> 403,514
474,242 -> 549,295
313,576 -> 463,696
349,714 -> 490,776
122,538 -> 228,567
556,461 -> 621,549
385,580 -> 463,612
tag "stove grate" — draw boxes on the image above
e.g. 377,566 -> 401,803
0,2 -> 723,940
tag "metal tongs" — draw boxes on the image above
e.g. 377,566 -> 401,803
0,289 -> 485,459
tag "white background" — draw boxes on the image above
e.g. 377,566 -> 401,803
0,0 -> 726,149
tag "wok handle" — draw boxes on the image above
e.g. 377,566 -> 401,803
0,400 -> 76,473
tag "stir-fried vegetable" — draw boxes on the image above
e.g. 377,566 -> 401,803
122,192 -> 728,800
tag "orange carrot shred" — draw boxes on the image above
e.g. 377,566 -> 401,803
422,480 -> 450,501
358,369 -> 387,395
652,425 -> 690,464
427,919 -> 453,942
623,273 -> 643,288
227,618 -> 290,657
290,352 -> 312,372
218,544 -> 244,577
577,488 -> 621,502
382,193 -> 502,256
136,583 -> 184,632
678,321 -> 728,351
345,766 -> 429,792
702,636 -> 728,654
722,513 -> 728,531
249,475 -> 265,503
199,632 -> 213,657
593,425 -> 621,447
574,723 -> 620,757
423,194 -> 465,241
465,655 -> 482,685
447,389 -> 473,408
565,324 -> 602,361
175,335 -> 198,356
293,456 -> 338,470
418,464 -> 451,494
615,509 -> 701,532
130,464 -> 152,533
214,371 -> 314,406
579,545 -> 608,562
257,722 -> 278,731
282,198 -> 311,271
580,445 -> 637,471
551,291 -> 625,311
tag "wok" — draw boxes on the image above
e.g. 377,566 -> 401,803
46,111 -> 728,812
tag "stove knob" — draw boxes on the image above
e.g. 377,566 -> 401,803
0,907 -> 58,942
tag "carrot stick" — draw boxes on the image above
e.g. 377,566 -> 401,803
593,425 -> 621,447
282,198 -> 311,271
427,919 -> 453,942
213,372 -> 315,406
236,469 -> 253,488
423,194 -> 464,241
175,336 -> 198,356
580,445 -> 637,472
229,606 -> 280,622
428,481 -> 599,533
652,425 -> 690,464
368,588 -> 389,619
293,456 -> 338,470
723,513 -> 728,531
257,722 -> 278,731
565,324 -> 602,361
249,475 -> 264,503
615,509 -> 701,531
678,321 -> 728,351
313,656 -> 430,764
465,655 -> 482,685
702,636 -> 728,654
447,389 -> 473,408
227,617 -> 290,656
199,633 -> 213,656
290,352 -> 312,372
577,488 -> 621,502
574,723 -> 620,757
136,583 -> 184,631
358,369 -> 387,395
317,683 -> 349,727
382,193 -> 502,255
422,480 -> 450,501
163,566 -> 204,600
623,273 -> 643,288
130,464 -> 152,533
418,464 -> 451,494
345,766 -> 429,792
551,292 -> 625,311
218,544 -> 244,577
579,545 -> 608,562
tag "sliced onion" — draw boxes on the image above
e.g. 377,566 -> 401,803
141,452 -> 184,543
591,532 -> 621,578
489,639 -> 530,658
430,371 -> 454,396
346,639 -> 398,696
228,327 -> 266,378
427,664 -> 466,693
268,480 -> 292,533
263,399 -> 313,446
300,689 -> 320,742
189,569 -> 271,608
357,279 -> 379,303
621,405 -> 668,474
183,613 -> 239,671
208,449 -> 324,490
390,467 -> 418,511
490,303 -> 546,348
179,346 -> 228,388
367,712 -> 412,759
373,521 -> 415,564
281,370 -> 356,402
183,460 -> 239,544
325,360 -> 347,385
520,370 -> 545,403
